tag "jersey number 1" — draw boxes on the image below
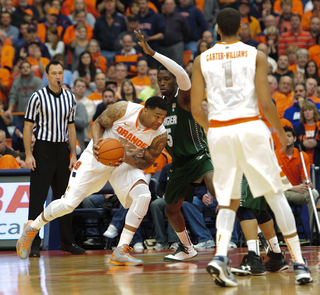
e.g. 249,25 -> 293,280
222,61 -> 232,87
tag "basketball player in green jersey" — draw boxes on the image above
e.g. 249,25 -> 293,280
135,30 -> 215,261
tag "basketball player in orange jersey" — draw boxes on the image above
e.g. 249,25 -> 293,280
191,8 -> 313,287
16,97 -> 167,266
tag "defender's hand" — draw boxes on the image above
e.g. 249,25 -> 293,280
134,30 -> 155,56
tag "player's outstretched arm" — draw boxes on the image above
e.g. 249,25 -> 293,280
122,132 -> 167,170
91,101 -> 128,158
191,56 -> 209,131
255,51 -> 287,152
135,30 -> 191,91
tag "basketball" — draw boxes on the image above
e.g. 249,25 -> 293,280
97,138 -> 124,166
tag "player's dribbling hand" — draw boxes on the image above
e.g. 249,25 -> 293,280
93,138 -> 103,161
134,30 -> 155,56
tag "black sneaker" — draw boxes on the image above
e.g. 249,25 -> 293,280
231,251 -> 266,276
29,245 -> 40,258
59,243 -> 85,255
265,250 -> 289,272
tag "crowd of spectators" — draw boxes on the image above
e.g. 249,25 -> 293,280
1,0 -> 320,246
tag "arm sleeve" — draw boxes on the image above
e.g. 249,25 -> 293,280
153,52 -> 191,91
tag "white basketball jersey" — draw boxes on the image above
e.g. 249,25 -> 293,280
101,102 -> 166,157
200,41 -> 259,121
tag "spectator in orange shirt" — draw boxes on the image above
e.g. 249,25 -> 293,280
15,23 -> 51,63
288,48 -> 309,73
309,16 -> 320,40
274,0 -> 303,16
306,78 -> 320,103
0,31 -> 14,71
239,0 -> 261,39
87,72 -> 106,107
305,60 -> 320,84
302,0 -> 320,31
68,0 -> 96,28
36,7 -> 60,44
275,125 -> 319,229
0,66 -> 11,107
130,59 -> 150,95
87,39 -> 107,74
62,10 -> 93,46
278,13 -> 315,57
308,32 -> 320,72
25,40 -> 50,78
274,75 -> 294,113
275,0 -> 293,33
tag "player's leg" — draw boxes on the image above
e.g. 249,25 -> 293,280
231,207 -> 265,276
109,179 -> 151,266
17,152 -> 112,259
257,214 -> 288,272
163,180 -> 197,262
205,126 -> 240,287
264,191 -> 313,284
240,122 -> 312,284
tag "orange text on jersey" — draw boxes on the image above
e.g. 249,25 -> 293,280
117,126 -> 148,149
206,50 -> 248,61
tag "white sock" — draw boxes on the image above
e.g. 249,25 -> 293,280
267,236 -> 281,253
31,214 -> 47,230
285,235 -> 304,264
176,229 -> 192,246
215,209 -> 235,256
247,240 -> 260,255
117,228 -> 135,247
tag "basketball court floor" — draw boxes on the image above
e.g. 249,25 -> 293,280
0,246 -> 319,294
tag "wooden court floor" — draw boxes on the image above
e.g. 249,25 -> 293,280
0,246 -> 319,295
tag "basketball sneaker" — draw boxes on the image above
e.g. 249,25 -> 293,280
231,251 -> 266,276
109,244 -> 143,266
16,220 -> 39,260
164,243 -> 197,262
206,256 -> 237,287
293,259 -> 313,285
264,250 -> 289,272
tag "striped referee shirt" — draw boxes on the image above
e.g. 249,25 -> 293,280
24,86 -> 76,142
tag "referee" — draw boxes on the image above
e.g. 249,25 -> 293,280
23,60 -> 85,257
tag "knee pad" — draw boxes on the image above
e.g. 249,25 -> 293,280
44,197 -> 74,221
236,207 -> 256,222
129,184 -> 151,218
256,210 -> 272,225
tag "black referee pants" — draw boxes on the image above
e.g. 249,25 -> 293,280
29,140 -> 75,247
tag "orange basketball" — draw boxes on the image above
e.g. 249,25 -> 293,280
97,138 -> 124,166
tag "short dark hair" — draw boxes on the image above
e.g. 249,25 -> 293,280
46,60 -> 63,74
102,88 -> 115,97
217,8 -> 241,36
158,65 -> 174,78
294,82 -> 306,92
20,60 -> 31,69
284,125 -> 296,137
145,96 -> 167,111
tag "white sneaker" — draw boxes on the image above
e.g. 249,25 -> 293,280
228,241 -> 237,249
154,242 -> 169,250
164,243 -> 197,262
83,238 -> 100,246
170,242 -> 180,250
133,242 -> 144,251
103,224 -> 118,238
194,240 -> 215,250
